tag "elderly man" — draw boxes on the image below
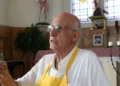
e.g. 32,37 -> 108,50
0,12 -> 111,86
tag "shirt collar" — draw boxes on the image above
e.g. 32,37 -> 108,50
51,46 -> 77,70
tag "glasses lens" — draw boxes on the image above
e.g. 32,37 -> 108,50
47,25 -> 53,32
55,26 -> 62,30
47,25 -> 62,32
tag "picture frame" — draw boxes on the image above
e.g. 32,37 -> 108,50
93,34 -> 103,47
89,29 -> 108,47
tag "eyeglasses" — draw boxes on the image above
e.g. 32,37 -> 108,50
47,25 -> 62,32
47,25 -> 76,32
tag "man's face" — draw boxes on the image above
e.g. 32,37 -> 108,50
48,19 -> 76,51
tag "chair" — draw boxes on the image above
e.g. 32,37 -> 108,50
34,50 -> 54,64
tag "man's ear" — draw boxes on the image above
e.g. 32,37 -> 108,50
72,32 -> 80,41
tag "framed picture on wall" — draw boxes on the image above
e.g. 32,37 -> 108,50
93,34 -> 103,47
89,29 -> 108,47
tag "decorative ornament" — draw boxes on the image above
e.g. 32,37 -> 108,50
37,0 -> 49,22
93,0 -> 108,16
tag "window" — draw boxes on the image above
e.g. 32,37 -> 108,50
71,0 -> 95,23
105,0 -> 120,20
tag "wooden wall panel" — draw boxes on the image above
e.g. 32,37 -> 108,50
0,25 -> 37,78
0,25 -> 33,62
0,25 -> 12,60
11,27 -> 34,69
11,27 -> 25,60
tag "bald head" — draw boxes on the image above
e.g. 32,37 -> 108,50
52,12 -> 81,32
49,12 -> 81,51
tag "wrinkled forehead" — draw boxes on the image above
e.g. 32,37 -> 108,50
51,15 -> 74,28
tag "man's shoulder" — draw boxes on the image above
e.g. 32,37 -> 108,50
77,49 -> 98,61
78,49 -> 97,56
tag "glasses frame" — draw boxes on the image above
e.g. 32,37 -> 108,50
47,25 -> 77,32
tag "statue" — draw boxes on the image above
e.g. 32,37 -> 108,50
37,0 -> 49,22
93,0 -> 108,16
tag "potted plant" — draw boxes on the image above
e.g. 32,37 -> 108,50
14,23 -> 49,57
36,22 -> 50,26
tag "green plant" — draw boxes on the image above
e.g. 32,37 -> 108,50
15,23 -> 49,56
36,22 -> 50,26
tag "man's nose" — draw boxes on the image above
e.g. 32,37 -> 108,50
50,28 -> 57,36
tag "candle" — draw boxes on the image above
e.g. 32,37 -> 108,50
117,41 -> 120,46
115,21 -> 119,34
108,41 -> 113,47
104,20 -> 106,29
115,21 -> 118,27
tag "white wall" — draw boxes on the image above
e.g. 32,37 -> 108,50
0,0 -> 70,27
48,0 -> 64,23
0,0 -> 7,25
101,61 -> 117,86
7,0 -> 40,27
7,0 -> 66,27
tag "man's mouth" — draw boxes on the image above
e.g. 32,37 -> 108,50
50,40 -> 56,44
50,40 -> 54,42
